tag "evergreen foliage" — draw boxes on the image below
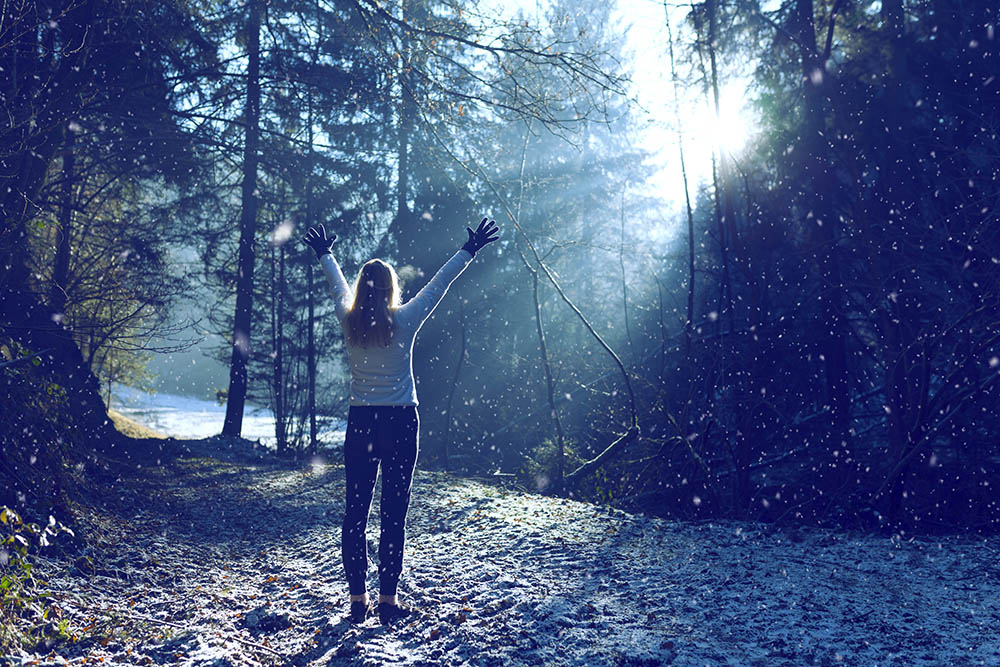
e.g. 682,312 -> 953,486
1,0 -> 998,533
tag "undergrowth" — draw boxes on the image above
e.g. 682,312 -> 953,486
0,507 -> 75,652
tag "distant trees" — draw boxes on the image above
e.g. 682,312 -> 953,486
184,0 -> 390,447
837,0 -> 1000,526
406,0 -> 651,482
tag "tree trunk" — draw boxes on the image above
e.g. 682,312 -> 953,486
708,0 -> 739,248
666,6 -> 697,416
397,87 -> 413,227
532,266 -> 566,484
694,0 -> 742,512
390,0 -> 417,270
792,0 -> 852,510
619,188 -> 635,364
443,298 -> 466,471
276,244 -> 287,453
306,1 -> 320,455
49,124 -> 76,315
876,0 -> 919,524
706,0 -> 737,331
691,2 -> 733,411
222,0 -> 263,437
655,273 -> 668,382
107,356 -> 113,409
270,245 -> 278,449
51,123 -> 75,315
307,259 -> 317,454
879,296 -> 926,523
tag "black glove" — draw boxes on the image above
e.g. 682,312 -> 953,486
461,217 -> 500,256
303,224 -> 336,259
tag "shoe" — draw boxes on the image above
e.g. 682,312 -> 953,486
349,598 -> 372,624
377,601 -> 412,625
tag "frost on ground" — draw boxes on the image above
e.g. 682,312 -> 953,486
5,440 -> 1000,666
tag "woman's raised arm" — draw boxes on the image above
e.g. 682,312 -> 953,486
397,217 -> 500,327
303,225 -> 351,321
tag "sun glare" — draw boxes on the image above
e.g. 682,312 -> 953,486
686,82 -> 756,155
642,74 -> 758,244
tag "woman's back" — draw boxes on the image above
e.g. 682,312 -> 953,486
321,249 -> 474,406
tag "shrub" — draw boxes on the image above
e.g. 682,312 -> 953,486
0,506 -> 74,651
518,437 -> 584,493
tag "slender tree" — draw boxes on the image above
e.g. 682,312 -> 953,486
223,0 -> 264,436
665,6 -> 698,390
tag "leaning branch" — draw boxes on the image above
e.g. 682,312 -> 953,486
0,348 -> 55,371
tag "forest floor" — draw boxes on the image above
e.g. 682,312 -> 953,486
4,429 -> 1000,667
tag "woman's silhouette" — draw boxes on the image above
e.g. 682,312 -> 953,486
303,218 -> 500,625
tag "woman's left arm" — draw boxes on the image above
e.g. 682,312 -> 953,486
398,217 -> 500,326
397,249 -> 474,326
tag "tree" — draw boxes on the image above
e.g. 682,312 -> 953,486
222,0 -> 264,436
2,0 -> 211,418
0,0 -> 216,515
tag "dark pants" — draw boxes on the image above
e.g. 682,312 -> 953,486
341,405 -> 419,596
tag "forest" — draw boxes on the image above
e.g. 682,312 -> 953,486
2,0 -> 1000,663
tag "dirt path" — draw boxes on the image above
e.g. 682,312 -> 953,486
7,440 -> 1000,666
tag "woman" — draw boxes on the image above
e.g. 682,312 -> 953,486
302,217 -> 500,625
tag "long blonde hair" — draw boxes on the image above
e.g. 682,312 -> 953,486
345,259 -> 401,348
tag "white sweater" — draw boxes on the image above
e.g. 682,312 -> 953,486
319,249 -> 474,406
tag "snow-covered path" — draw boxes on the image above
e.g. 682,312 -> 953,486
12,442 -> 1000,666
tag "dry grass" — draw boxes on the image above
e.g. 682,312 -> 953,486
108,408 -> 166,440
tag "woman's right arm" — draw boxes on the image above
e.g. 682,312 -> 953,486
318,254 -> 351,321
304,225 -> 351,321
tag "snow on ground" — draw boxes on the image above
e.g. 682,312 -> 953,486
5,441 -> 1000,666
110,386 -> 345,448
